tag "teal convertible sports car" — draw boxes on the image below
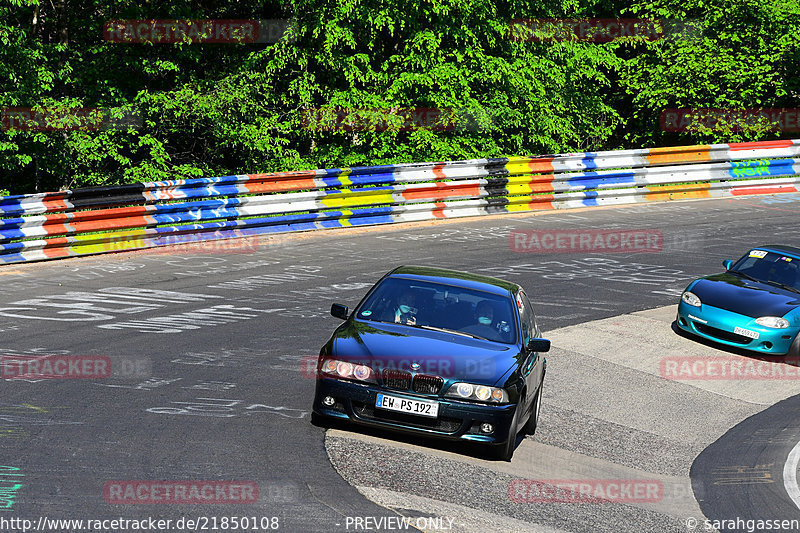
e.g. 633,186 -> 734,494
677,245 -> 800,356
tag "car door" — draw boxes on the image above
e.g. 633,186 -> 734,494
517,290 -> 543,411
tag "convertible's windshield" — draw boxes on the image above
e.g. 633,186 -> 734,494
730,250 -> 800,292
355,277 -> 518,344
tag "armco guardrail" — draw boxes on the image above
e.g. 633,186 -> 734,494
2,139 -> 799,264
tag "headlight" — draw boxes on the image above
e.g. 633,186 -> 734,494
446,382 -> 508,403
475,386 -> 491,401
320,358 -> 375,383
456,383 -> 473,398
681,291 -> 701,307
336,361 -> 354,377
353,364 -> 372,380
755,316 -> 789,329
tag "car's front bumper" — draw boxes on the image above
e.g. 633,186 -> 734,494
676,301 -> 798,355
312,377 -> 517,444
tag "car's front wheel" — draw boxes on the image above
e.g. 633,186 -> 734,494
310,411 -> 334,427
493,407 -> 520,461
523,383 -> 543,436
788,333 -> 800,358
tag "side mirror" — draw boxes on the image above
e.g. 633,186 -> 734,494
527,338 -> 551,353
723,260 -> 733,270
330,303 -> 349,320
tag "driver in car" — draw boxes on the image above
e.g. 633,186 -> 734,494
462,300 -> 497,338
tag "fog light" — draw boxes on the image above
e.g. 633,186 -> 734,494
480,423 -> 494,434
322,396 -> 336,407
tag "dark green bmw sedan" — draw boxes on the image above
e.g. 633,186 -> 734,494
311,265 -> 549,461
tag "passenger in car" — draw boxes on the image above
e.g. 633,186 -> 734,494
393,289 -> 419,325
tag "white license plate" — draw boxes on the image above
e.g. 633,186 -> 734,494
734,326 -> 759,339
376,393 -> 439,418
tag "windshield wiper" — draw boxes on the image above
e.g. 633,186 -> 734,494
414,324 -> 487,340
731,270 -> 759,282
764,280 -> 800,294
731,270 -> 800,293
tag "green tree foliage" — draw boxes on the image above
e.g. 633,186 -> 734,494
0,0 -> 798,194
620,0 -> 800,146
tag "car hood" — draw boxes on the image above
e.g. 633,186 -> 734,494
691,272 -> 800,318
331,320 -> 519,386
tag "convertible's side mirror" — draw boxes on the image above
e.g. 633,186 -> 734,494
722,260 -> 733,270
527,338 -> 551,353
330,303 -> 349,320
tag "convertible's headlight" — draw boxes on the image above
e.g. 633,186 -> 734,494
681,291 -> 701,307
755,316 -> 789,329
320,359 -> 375,383
446,382 -> 508,403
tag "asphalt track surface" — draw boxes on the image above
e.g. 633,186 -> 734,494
1,192 -> 800,532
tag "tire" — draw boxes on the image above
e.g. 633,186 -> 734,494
310,411 -> 332,427
788,333 -> 800,358
523,383 -> 543,436
493,407 -> 520,462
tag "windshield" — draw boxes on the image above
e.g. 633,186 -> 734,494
730,250 -> 800,291
355,276 -> 518,344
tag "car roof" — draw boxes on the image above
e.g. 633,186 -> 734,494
754,245 -> 800,259
388,266 -> 519,296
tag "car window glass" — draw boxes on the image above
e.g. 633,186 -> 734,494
517,291 -> 533,345
732,250 -> 800,289
356,277 -> 517,344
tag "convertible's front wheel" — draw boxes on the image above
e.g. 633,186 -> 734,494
788,333 -> 800,358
